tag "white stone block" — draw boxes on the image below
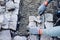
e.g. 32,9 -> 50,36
15,3 -> 19,9
2,20 -> 9,29
0,15 -> 4,23
13,36 -> 27,40
6,0 -> 15,10
35,19 -> 41,23
29,16 -> 36,22
28,35 -> 39,40
9,21 -> 17,30
14,0 -> 20,3
10,14 -> 17,22
28,16 -> 36,27
0,25 -> 1,29
28,22 -> 36,27
40,35 -> 53,40
5,0 -> 9,2
45,13 -> 53,21
4,13 -> 11,21
2,13 -> 10,29
0,30 -> 11,40
0,6 -> 5,13
2,23 -> 9,29
13,9 -> 19,15
45,22 -> 53,29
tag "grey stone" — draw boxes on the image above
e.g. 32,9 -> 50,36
2,24 -> 9,29
0,14 -> 4,29
4,12 -> 18,21
0,30 -> 11,40
2,13 -> 9,29
24,0 -> 32,3
40,35 -> 53,40
15,3 -> 19,9
0,6 -> 5,14
10,14 -> 17,22
45,22 -> 53,28
0,25 -> 1,30
28,4 -> 35,8
0,14 -> 4,23
28,21 -> 36,27
2,14 -> 17,30
45,13 -> 53,21
4,12 -> 11,21
28,16 -> 37,27
1,10 -> 18,30
29,16 -> 36,22
28,35 -> 39,40
23,1 -> 29,6
6,0 -> 15,10
9,21 -> 17,30
14,0 -> 20,3
13,36 -> 27,40
13,9 -> 19,15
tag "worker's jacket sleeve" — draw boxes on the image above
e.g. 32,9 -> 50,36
47,0 -> 52,3
38,0 -> 52,15
43,26 -> 60,37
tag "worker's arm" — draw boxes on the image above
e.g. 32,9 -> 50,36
38,0 -> 52,16
29,26 -> 60,37
41,27 -> 60,37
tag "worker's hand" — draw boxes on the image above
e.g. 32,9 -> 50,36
38,29 -> 43,35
